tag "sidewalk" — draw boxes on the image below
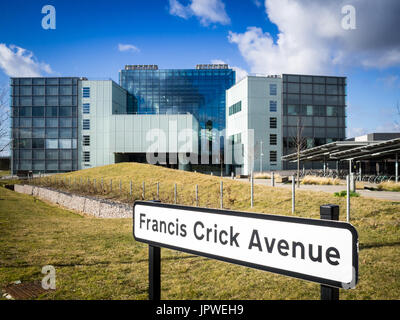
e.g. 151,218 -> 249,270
237,178 -> 400,202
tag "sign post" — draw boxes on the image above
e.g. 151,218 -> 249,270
320,204 -> 340,300
133,201 -> 358,300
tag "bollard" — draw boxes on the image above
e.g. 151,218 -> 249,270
320,205 -> 340,300
292,176 -> 295,214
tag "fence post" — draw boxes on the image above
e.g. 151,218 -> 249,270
157,182 -> 160,200
130,180 -> 132,196
142,182 -> 145,200
93,178 -> 96,191
110,179 -> 112,192
119,180 -> 122,193
320,204 -> 340,300
220,181 -> 223,209
195,184 -> 199,207
346,175 -> 350,222
271,172 -> 275,187
250,171 -> 254,208
174,184 -> 177,204
292,175 -> 295,214
101,177 -> 104,192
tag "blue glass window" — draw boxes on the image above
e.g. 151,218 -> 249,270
270,83 -> 277,96
83,119 -> 90,130
270,101 -> 277,112
82,87 -> 90,98
83,103 -> 90,114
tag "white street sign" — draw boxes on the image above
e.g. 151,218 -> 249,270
133,201 -> 358,289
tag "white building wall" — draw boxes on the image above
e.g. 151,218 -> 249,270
226,76 -> 282,175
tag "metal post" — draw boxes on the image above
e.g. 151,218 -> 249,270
349,159 -> 352,175
101,178 -> 104,191
157,182 -> 160,200
93,179 -> 96,191
220,181 -> 223,209
396,153 -> 398,183
195,184 -> 199,207
130,180 -> 132,196
271,172 -> 275,187
110,179 -> 112,192
250,171 -> 254,208
119,180 -> 122,192
346,175 -> 350,222
292,175 -> 295,214
142,182 -> 145,200
149,245 -> 161,301
260,141 -> 263,173
174,184 -> 177,204
320,204 -> 340,300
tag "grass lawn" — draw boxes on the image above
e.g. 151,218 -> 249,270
1,162 -> 400,299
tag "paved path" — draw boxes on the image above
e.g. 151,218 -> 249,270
236,178 -> 400,202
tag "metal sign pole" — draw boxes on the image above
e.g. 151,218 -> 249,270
320,204 -> 340,300
148,245 -> 161,301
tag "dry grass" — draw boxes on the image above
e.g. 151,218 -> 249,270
301,175 -> 342,186
3,162 -> 399,300
377,181 -> 400,192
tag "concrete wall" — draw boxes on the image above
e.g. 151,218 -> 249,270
14,184 -> 132,218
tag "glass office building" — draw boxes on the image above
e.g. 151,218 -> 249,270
119,65 -> 236,133
10,77 -> 80,173
282,74 -> 346,168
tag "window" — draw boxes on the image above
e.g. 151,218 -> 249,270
229,101 -> 241,116
270,134 -> 277,145
83,103 -> 90,114
270,150 -> 277,162
230,133 -> 241,144
269,101 -> 277,112
269,83 -> 277,96
83,119 -> 90,130
83,135 -> 90,146
270,117 -> 277,129
83,151 -> 90,162
83,87 -> 90,98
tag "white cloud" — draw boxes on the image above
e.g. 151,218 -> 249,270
0,44 -> 53,77
168,0 -> 230,26
228,0 -> 400,75
211,59 -> 248,82
118,43 -> 140,53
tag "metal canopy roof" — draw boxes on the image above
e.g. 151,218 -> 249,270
281,138 -> 400,162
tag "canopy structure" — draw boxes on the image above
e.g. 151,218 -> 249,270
281,138 -> 400,181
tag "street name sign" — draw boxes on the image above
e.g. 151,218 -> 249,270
133,201 -> 358,289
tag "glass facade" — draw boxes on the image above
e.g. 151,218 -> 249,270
11,77 -> 79,173
119,67 -> 235,133
282,74 -> 347,158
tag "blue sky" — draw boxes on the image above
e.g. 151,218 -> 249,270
1,0 -> 399,137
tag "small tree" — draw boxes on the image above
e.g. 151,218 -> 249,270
290,116 -> 307,188
0,86 -> 10,156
